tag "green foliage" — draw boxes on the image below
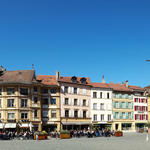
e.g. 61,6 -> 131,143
60,130 -> 70,134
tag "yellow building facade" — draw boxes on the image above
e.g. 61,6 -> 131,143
0,70 -> 42,131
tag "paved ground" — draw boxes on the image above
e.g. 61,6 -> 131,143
0,133 -> 150,150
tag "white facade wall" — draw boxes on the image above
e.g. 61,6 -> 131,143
133,95 -> 148,123
91,88 -> 113,124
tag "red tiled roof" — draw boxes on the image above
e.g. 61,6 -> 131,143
0,70 -> 36,84
37,75 -> 58,86
108,83 -> 132,92
90,82 -> 111,89
58,76 -> 91,85
128,85 -> 145,91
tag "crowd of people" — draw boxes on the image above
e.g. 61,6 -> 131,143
0,131 -> 34,140
0,128 -> 115,140
50,128 -> 115,138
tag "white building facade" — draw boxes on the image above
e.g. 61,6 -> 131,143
91,83 -> 113,129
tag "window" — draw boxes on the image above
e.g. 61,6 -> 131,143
74,99 -> 77,105
33,86 -> 38,92
42,88 -> 48,94
21,112 -> 28,119
100,103 -> 104,110
65,98 -> 69,105
42,98 -> 48,105
101,114 -> 104,121
93,103 -> 97,110
21,99 -> 27,107
135,98 -> 138,102
65,110 -> 69,118
116,112 -> 119,119
51,110 -> 56,118
42,111 -> 48,118
34,97 -> 38,103
72,76 -> 77,83
74,110 -> 78,118
118,94 -> 122,99
80,78 -> 86,84
74,88 -> 77,94
7,99 -> 14,107
83,100 -> 86,106
116,102 -> 119,108
20,88 -> 28,95
125,94 -> 129,99
100,92 -> 103,98
64,87 -> 68,93
128,112 -> 131,119
128,102 -> 132,109
93,92 -> 97,98
34,110 -> 38,118
136,114 -> 139,120
7,88 -> 15,95
50,89 -> 56,94
8,113 -> 15,119
113,93 -> 116,98
143,114 -> 146,120
108,115 -> 111,121
0,113 -> 1,119
122,112 -> 126,119
51,98 -> 56,105
122,102 -> 126,108
83,89 -> 86,95
93,114 -> 97,121
83,111 -> 86,118
0,89 -> 1,95
107,93 -> 110,99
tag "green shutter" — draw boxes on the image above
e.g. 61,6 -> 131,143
131,102 -> 133,109
119,102 -> 122,108
113,112 -> 116,119
132,112 -> 134,120
126,112 -> 129,119
126,102 -> 129,108
113,93 -> 116,98
113,102 -> 116,108
119,94 -> 122,99
119,112 -> 122,119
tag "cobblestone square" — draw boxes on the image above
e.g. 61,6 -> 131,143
0,133 -> 150,150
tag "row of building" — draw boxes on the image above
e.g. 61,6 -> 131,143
0,66 -> 150,132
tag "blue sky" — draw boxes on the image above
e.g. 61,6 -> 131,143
0,0 -> 150,87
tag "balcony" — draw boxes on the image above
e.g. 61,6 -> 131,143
7,119 -> 16,123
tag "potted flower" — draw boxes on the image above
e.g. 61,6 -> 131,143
114,131 -> 123,137
59,130 -> 70,139
34,131 -> 48,140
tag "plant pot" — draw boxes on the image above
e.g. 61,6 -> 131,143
60,133 -> 70,139
115,131 -> 123,137
34,135 -> 47,140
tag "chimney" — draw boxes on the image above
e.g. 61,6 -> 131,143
56,71 -> 60,81
125,80 -> 128,87
102,75 -> 105,83
32,64 -> 34,70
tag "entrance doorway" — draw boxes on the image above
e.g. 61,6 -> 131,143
115,124 -> 119,130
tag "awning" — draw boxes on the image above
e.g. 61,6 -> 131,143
62,122 -> 91,125
0,123 -> 16,129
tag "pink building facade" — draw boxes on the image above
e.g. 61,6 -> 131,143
58,76 -> 91,130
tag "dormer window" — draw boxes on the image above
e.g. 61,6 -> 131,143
71,76 -> 77,83
80,78 -> 87,84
